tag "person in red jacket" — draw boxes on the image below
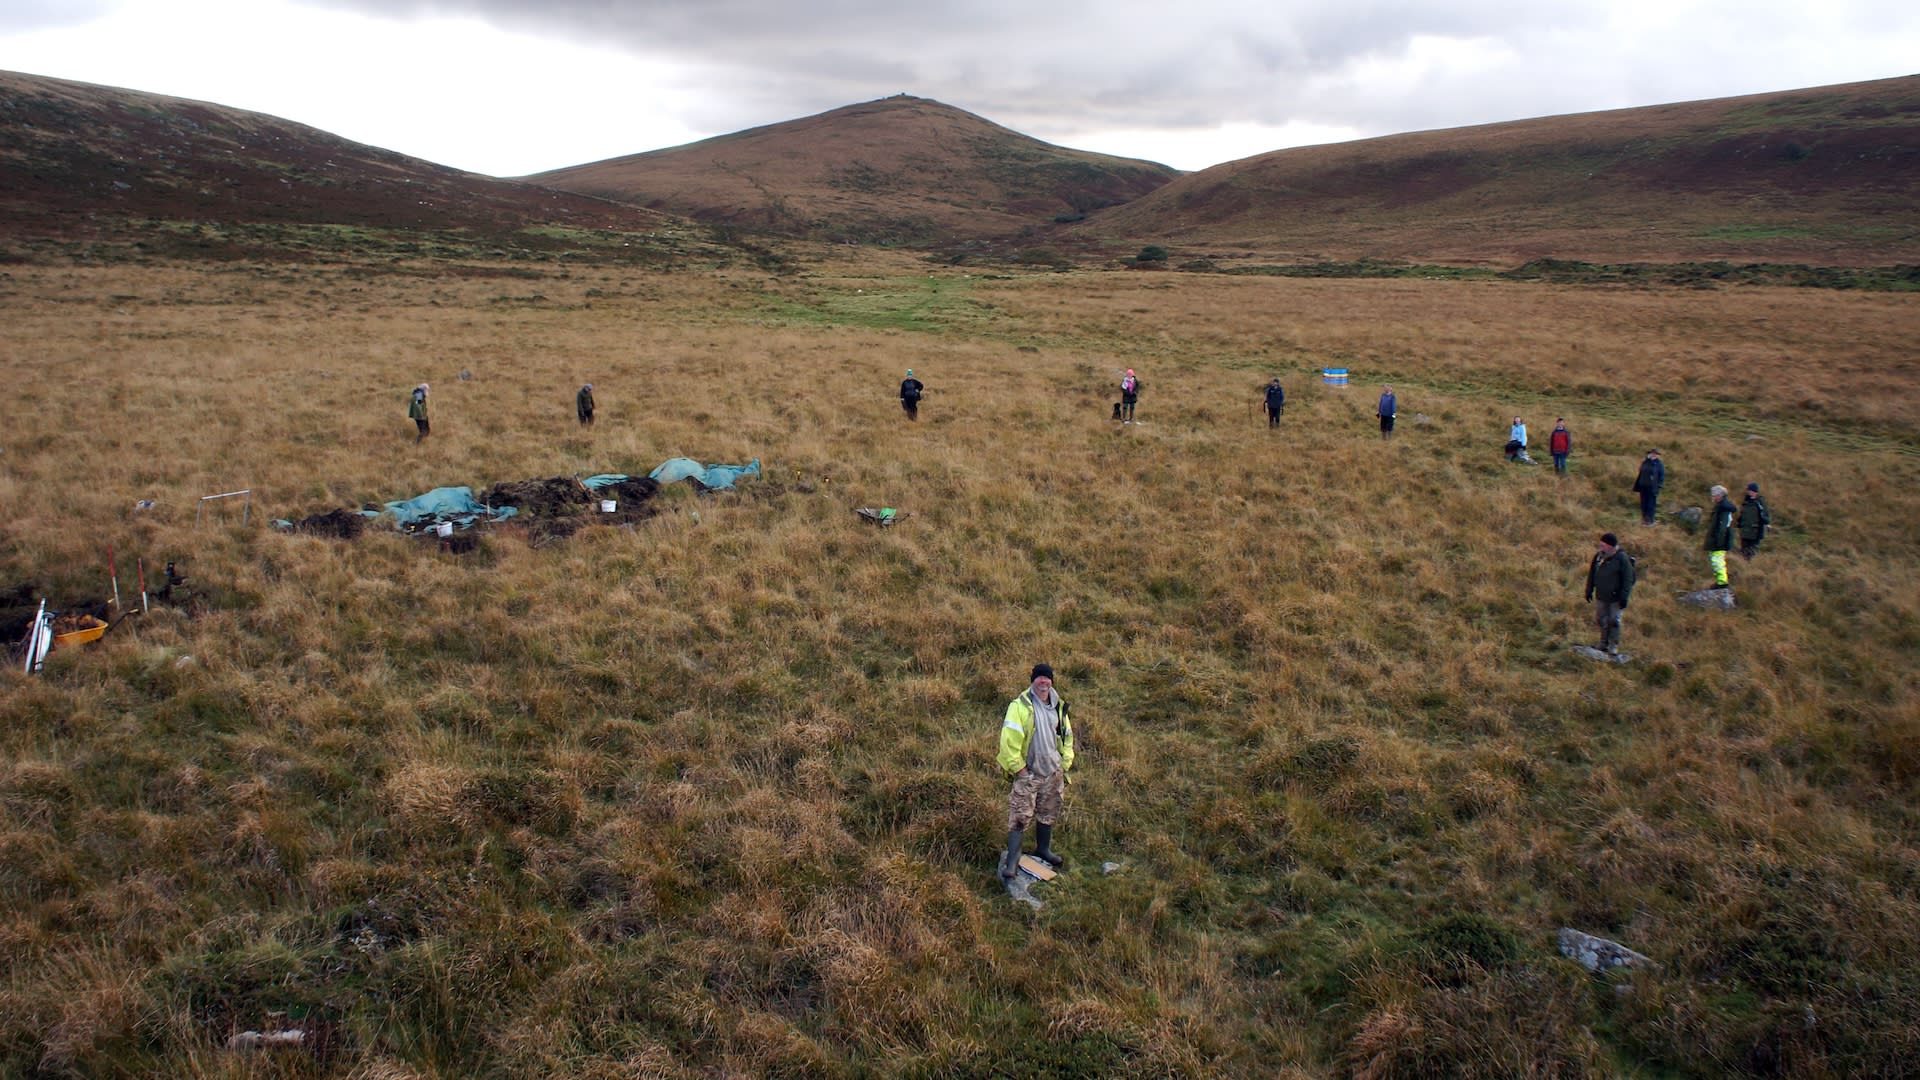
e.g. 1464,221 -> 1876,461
1549,418 -> 1572,475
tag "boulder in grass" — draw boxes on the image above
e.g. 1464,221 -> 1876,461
1559,928 -> 1654,973
1571,645 -> 1631,664
1675,506 -> 1704,526
1678,588 -> 1737,610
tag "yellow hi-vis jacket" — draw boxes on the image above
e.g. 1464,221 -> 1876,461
997,689 -> 1074,779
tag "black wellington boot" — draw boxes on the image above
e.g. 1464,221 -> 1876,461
1032,824 -> 1065,869
1000,829 -> 1023,880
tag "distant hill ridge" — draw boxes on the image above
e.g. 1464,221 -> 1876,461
0,69 -> 671,258
1083,75 -> 1920,265
526,94 -> 1178,245
2,69 -> 1915,265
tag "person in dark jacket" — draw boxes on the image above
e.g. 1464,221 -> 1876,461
576,383 -> 595,427
1584,532 -> 1636,654
1738,482 -> 1771,559
1263,378 -> 1286,428
1120,369 -> 1141,423
1377,385 -> 1397,439
899,369 -> 924,420
1632,449 -> 1664,525
1705,484 -> 1736,588
1550,419 -> 1571,474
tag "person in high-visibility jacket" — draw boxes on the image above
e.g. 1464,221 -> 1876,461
997,663 -> 1075,881
1705,484 -> 1736,589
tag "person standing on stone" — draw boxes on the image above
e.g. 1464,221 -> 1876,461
408,383 -> 430,443
900,369 -> 924,421
1706,484 -> 1736,589
1738,481 -> 1772,559
1584,532 -> 1636,655
1263,377 -> 1286,428
576,382 -> 595,427
1377,384 -> 1397,439
996,662 -> 1074,881
1120,369 -> 1141,423
1550,419 -> 1572,475
1632,449 -> 1665,525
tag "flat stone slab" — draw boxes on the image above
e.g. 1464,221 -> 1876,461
1678,588 -> 1737,609
1571,645 -> 1632,664
1000,859 -> 1060,909
1559,928 -> 1655,973
1004,875 -> 1042,908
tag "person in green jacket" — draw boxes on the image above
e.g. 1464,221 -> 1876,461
997,663 -> 1074,881
1738,481 -> 1771,559
408,383 -> 430,443
1705,484 -> 1736,589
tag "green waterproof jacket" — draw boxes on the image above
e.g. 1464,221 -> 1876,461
997,689 -> 1074,778
1738,495 -> 1770,542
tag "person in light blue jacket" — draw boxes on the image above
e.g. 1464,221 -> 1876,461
1505,416 -> 1535,464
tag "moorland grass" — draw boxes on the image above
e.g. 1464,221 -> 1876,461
1,252 -> 1917,1076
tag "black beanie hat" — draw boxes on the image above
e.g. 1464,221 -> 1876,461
1030,663 -> 1054,682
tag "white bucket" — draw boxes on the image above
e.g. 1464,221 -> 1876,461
436,521 -> 453,538
600,500 -> 617,513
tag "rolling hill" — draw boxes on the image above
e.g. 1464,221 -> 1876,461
1079,75 -> 1920,266
526,94 -> 1178,246
0,70 -> 703,264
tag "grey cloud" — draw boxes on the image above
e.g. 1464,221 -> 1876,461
308,0 -> 1919,153
0,1 -> 115,33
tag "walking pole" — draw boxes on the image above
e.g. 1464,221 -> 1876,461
137,557 -> 150,614
106,544 -> 121,611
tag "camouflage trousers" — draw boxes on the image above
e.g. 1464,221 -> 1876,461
1006,768 -> 1065,831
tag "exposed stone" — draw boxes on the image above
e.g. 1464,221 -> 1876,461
1004,874 -> 1042,909
1559,928 -> 1655,973
1571,645 -> 1631,664
1678,588 -> 1737,609
1675,506 -> 1704,525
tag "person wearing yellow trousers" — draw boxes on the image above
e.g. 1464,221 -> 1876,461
997,663 -> 1075,881
1705,485 -> 1736,589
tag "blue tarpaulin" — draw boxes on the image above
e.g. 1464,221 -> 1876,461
647,458 -> 761,490
364,486 -> 517,530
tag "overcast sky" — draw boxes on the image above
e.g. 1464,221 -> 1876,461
2,0 -> 1914,176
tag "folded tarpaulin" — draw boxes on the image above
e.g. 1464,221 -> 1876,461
647,458 -> 762,490
581,475 -> 630,491
363,486 -> 518,529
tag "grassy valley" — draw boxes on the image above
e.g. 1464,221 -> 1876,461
3,62 -> 1919,1079
2,249 -> 1917,1076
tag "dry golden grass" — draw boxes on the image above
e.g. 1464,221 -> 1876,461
1,250 -> 1917,1076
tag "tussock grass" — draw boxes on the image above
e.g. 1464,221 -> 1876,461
1,253 -> 1917,1075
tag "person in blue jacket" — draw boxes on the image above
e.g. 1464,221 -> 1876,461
1263,378 -> 1286,428
1632,449 -> 1665,525
1377,385 -> 1397,439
